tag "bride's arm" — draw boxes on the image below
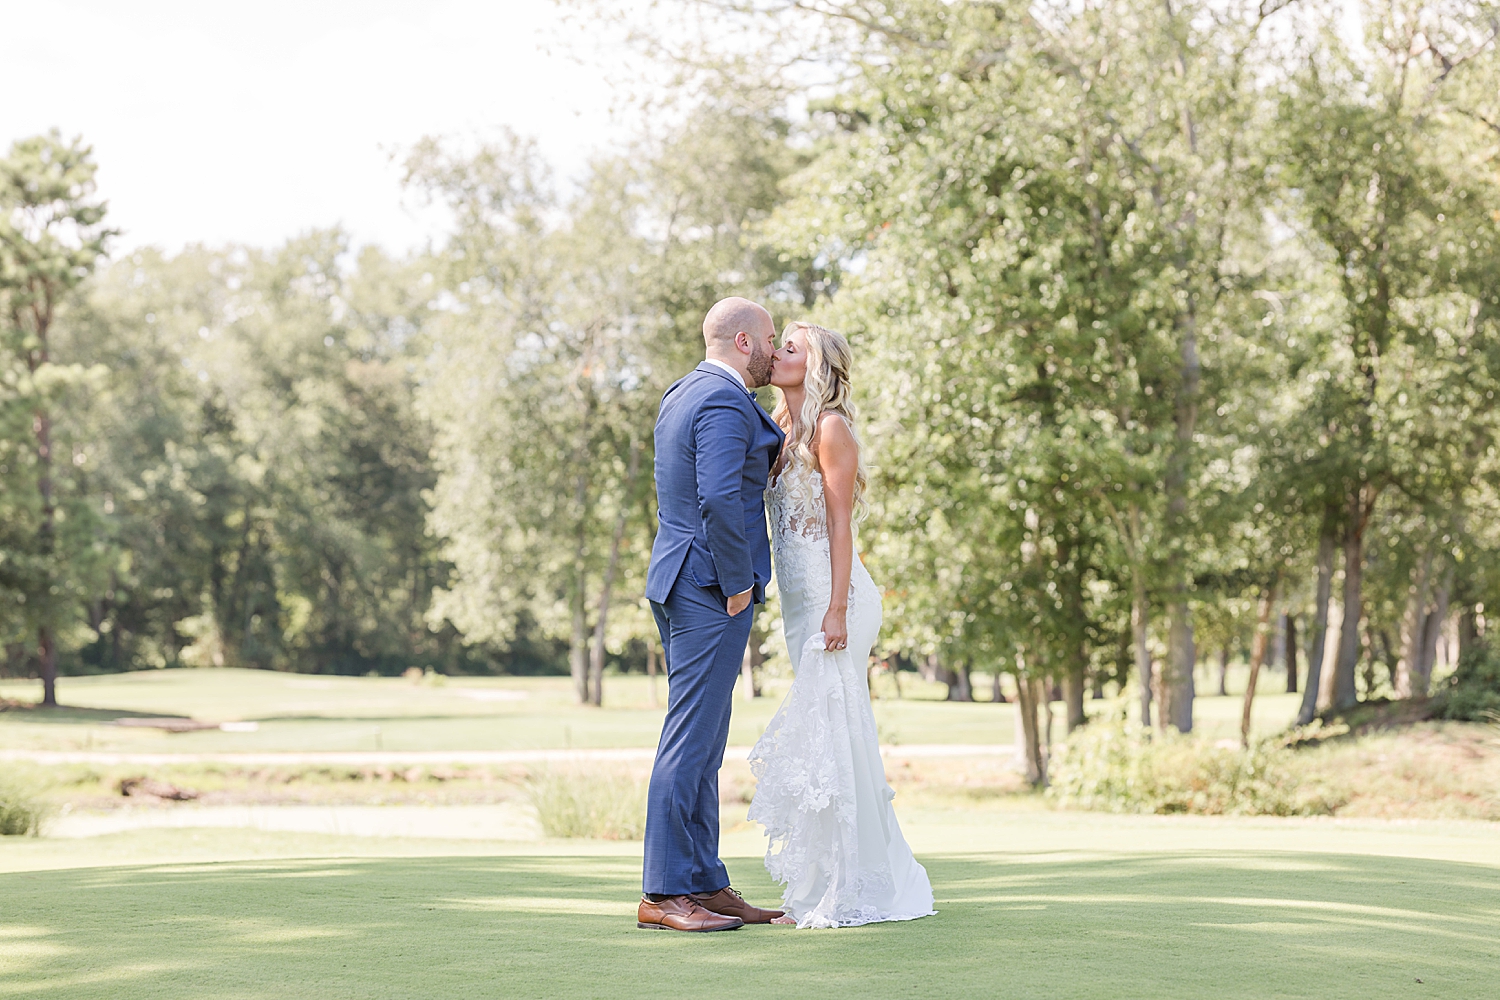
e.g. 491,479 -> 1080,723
817,413 -> 858,652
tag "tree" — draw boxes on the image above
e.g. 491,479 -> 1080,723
0,132 -> 113,706
756,0 -> 1292,746
1278,0 -> 1500,709
415,105 -> 798,704
51,236 -> 467,678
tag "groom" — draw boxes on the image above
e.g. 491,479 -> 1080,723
637,297 -> 787,932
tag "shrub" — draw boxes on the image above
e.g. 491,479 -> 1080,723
1436,644 -> 1500,722
0,780 -> 47,836
1047,715 -> 1344,817
528,770 -> 648,840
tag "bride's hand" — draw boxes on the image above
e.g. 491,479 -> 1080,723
822,606 -> 849,652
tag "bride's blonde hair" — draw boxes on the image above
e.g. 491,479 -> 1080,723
771,321 -> 869,520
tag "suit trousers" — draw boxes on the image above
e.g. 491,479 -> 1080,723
642,574 -> 754,896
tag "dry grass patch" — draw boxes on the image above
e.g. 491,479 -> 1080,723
1296,721 -> 1500,820
526,769 -> 648,840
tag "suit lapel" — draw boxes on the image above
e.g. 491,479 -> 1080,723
692,362 -> 784,445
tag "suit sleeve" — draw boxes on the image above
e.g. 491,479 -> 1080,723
694,393 -> 754,596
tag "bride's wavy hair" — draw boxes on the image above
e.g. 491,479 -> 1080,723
771,320 -> 869,520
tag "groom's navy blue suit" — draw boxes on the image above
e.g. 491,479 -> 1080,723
643,362 -> 784,896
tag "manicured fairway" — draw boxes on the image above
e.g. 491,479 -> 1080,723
0,668 -> 1304,753
3,847 -> 1496,999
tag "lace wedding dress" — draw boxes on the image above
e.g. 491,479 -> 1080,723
747,458 -> 935,929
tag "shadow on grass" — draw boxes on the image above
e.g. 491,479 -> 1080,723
2,851 -> 1497,999
0,705 -> 191,726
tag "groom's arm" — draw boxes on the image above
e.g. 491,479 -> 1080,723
694,394 -> 754,608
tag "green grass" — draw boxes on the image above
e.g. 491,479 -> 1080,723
0,668 -> 1306,753
2,834 -> 1496,999
2,668 -> 1494,996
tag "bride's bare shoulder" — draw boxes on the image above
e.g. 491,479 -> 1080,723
814,412 -> 857,469
815,412 -> 855,446
817,410 -> 852,433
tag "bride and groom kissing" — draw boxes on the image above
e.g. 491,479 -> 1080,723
637,296 -> 935,931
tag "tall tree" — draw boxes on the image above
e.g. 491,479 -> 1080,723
0,132 -> 113,706
758,0 -> 1289,741
1279,0 -> 1500,709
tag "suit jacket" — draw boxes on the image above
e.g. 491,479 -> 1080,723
646,363 -> 785,605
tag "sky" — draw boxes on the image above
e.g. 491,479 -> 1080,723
0,1 -> 629,256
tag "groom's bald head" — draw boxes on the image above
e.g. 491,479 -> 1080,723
703,297 -> 773,352
702,296 -> 777,388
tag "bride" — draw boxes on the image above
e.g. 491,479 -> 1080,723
747,320 -> 935,929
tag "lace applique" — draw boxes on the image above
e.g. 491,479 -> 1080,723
768,462 -> 828,542
747,634 -> 894,928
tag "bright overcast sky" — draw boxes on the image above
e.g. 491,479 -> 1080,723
0,0 -> 628,256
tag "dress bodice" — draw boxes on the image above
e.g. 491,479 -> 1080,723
765,459 -> 880,649
768,461 -> 830,544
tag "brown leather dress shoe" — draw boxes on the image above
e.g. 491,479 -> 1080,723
690,886 -> 785,924
637,895 -> 744,932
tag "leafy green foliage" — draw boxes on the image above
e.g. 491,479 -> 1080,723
1048,714 -> 1345,816
0,130 -> 116,703
0,776 -> 46,835
412,105 -> 802,702
1438,645 -> 1500,722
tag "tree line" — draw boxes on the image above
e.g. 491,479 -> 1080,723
4,0 -> 1498,763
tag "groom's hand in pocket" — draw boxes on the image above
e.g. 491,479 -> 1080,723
726,588 -> 753,617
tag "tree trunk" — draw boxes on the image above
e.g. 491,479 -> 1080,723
1042,679 -> 1055,769
992,669 -> 1005,703
1458,605 -> 1479,664
38,627 -> 58,708
950,661 -> 972,702
1160,605 -> 1196,733
1375,626 -> 1402,692
585,438 -> 641,708
569,588 -> 589,705
1013,667 -> 1046,787
1063,664 -> 1086,732
1132,554 -> 1152,728
740,619 -> 765,699
569,460 -> 591,704
587,605 -> 609,708
1332,487 -> 1374,711
1413,562 -> 1452,697
1160,291 -> 1200,735
33,344 -> 58,707
646,638 -> 660,708
1297,514 -> 1337,725
740,639 -> 755,699
1011,672 -> 1028,772
1284,613 -> 1299,694
1217,646 -> 1230,697
743,620 -> 765,698
1240,581 -> 1278,749
1397,542 -> 1435,698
